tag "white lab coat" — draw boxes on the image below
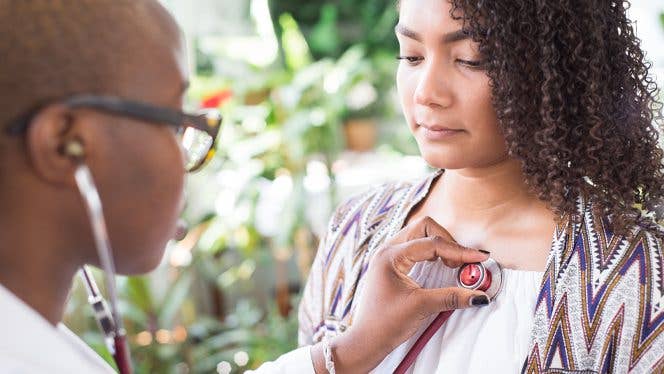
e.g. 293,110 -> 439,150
0,284 -> 115,373
0,284 -> 314,373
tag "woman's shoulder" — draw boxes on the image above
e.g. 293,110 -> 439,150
327,181 -> 409,231
552,198 -> 664,371
577,197 -> 664,254
325,172 -> 438,238
570,197 -> 664,300
618,221 -> 664,274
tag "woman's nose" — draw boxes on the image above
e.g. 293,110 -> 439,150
414,61 -> 453,109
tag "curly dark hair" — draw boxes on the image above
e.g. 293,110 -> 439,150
439,0 -> 664,235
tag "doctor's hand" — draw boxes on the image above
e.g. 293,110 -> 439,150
311,216 -> 490,373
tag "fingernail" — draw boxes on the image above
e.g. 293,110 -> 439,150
478,249 -> 490,255
470,295 -> 489,306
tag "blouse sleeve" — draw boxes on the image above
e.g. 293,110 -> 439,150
297,227 -> 328,346
244,346 -> 315,374
297,192 -> 362,346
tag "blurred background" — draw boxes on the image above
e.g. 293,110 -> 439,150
63,1 -> 664,373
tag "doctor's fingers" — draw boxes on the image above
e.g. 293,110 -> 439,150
417,287 -> 489,314
387,236 -> 489,275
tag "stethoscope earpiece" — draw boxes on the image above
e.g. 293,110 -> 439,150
62,140 -> 85,159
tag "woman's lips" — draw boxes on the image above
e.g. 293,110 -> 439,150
419,124 -> 465,141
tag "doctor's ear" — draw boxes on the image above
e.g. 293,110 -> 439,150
25,104 -> 88,186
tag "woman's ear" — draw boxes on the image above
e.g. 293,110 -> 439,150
25,104 -> 85,186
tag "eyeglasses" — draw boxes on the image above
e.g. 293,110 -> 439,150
5,95 -> 222,172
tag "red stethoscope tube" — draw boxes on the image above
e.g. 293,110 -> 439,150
80,267 -> 132,374
393,259 -> 503,374
114,335 -> 132,374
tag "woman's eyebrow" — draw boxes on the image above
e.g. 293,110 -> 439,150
395,24 -> 422,41
395,24 -> 470,44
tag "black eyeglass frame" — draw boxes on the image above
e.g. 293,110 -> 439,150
4,95 -> 222,172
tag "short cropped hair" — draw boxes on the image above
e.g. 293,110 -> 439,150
0,0 -> 179,128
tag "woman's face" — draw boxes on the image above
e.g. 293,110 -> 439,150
396,0 -> 508,170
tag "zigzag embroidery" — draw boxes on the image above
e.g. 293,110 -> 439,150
540,210 -> 663,371
537,217 -> 575,319
565,211 -> 664,368
623,235 -> 664,369
524,295 -> 578,373
523,343 -> 543,373
543,294 -> 577,370
327,269 -> 344,316
321,179 -> 429,332
342,242 -> 371,319
555,211 -> 581,285
575,219 -> 630,350
324,199 -> 367,268
535,266 -> 556,319
593,215 -> 623,270
598,304 -> 624,374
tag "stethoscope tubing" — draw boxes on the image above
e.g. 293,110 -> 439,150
393,310 -> 455,374
75,164 -> 133,374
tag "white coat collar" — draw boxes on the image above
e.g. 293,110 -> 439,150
0,283 -> 115,373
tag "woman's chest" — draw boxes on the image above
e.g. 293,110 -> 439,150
455,228 -> 554,271
405,203 -> 557,272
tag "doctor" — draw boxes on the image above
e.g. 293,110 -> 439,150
0,1 -> 490,372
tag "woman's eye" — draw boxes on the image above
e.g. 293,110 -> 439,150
456,59 -> 485,69
396,55 -> 424,66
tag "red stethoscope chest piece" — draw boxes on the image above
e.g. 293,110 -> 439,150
456,258 -> 503,300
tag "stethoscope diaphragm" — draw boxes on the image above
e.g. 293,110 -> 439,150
455,257 -> 504,300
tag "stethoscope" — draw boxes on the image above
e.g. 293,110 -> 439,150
70,151 -> 133,374
79,267 -> 131,374
394,258 -> 504,374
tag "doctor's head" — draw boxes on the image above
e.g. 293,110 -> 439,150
395,0 -> 664,233
0,0 -> 211,274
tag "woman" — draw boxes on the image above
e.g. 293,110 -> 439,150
0,1 -> 491,373
299,0 -> 664,372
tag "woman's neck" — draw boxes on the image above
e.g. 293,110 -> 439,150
433,159 -> 539,223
